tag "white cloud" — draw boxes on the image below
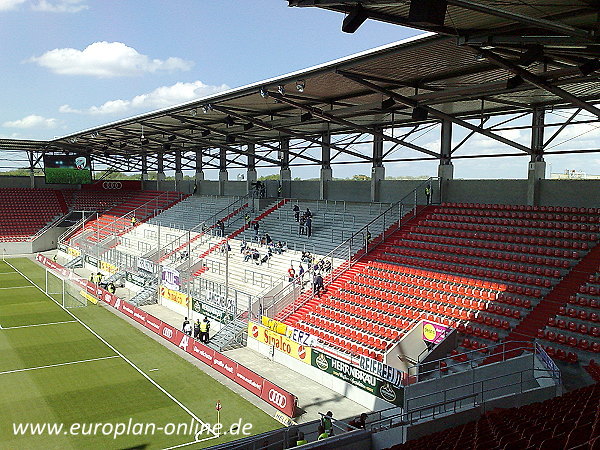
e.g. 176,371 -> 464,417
3,114 -> 59,129
60,80 -> 230,115
30,41 -> 193,78
31,0 -> 87,12
0,0 -> 26,11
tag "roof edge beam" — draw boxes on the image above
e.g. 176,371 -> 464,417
337,69 -> 532,154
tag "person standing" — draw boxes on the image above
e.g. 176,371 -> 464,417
184,321 -> 192,336
130,216 -> 137,227
288,265 -> 296,283
317,425 -> 329,441
321,411 -> 334,437
313,273 -> 324,296
182,316 -> 190,332
425,185 -> 431,205
293,204 -> 300,222
299,216 -> 306,235
305,216 -> 312,238
199,318 -> 208,343
253,221 -> 260,239
194,319 -> 200,339
203,317 -> 211,343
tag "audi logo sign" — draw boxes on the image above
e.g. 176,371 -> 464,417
268,389 -> 287,408
162,327 -> 173,339
102,181 -> 123,190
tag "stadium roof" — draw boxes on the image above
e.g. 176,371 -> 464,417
1,2 -> 599,172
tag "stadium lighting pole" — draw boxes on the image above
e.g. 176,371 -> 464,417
187,230 -> 191,319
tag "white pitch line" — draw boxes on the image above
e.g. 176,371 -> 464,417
0,285 -> 36,290
0,355 -> 120,376
0,320 -> 77,330
0,271 -> 18,274
7,259 -> 218,439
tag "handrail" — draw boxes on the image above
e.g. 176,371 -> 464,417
264,177 -> 439,319
155,193 -> 251,262
69,190 -> 185,246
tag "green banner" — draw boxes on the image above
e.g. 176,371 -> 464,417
192,299 -> 234,324
311,349 -> 403,406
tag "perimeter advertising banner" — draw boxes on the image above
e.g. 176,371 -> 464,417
311,349 -> 404,406
159,285 -> 190,307
260,316 -> 318,347
248,321 -> 312,364
161,267 -> 180,291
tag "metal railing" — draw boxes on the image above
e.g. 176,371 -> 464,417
152,194 -> 251,263
263,177 -> 440,320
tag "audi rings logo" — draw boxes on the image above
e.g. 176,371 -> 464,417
162,327 -> 173,339
102,181 -> 123,190
268,389 -> 287,408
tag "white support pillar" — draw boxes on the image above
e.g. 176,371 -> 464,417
527,108 -> 546,206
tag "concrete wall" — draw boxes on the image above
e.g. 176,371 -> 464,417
444,180 -> 529,205
380,180 -> 424,204
0,175 -> 76,190
291,180 -> 320,200
539,180 -> 600,208
1,226 -> 67,255
328,181 -> 371,202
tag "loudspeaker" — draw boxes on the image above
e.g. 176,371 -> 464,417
412,107 -> 429,121
408,0 -> 448,26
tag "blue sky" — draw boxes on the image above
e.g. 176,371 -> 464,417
0,0 -> 598,179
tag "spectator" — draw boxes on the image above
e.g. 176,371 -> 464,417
265,233 -> 273,245
296,431 -> 308,446
260,252 -> 270,265
216,220 -> 225,237
253,221 -> 260,238
321,411 -> 334,436
184,321 -> 192,336
322,259 -> 332,273
182,316 -> 190,332
252,249 -> 261,264
317,425 -> 328,441
299,216 -> 306,235
305,208 -> 313,219
305,215 -> 312,238
298,263 -> 305,280
204,317 -> 211,343
425,185 -> 431,204
313,273 -> 324,296
244,213 -> 251,227
293,204 -> 300,222
348,413 -> 368,430
130,216 -> 137,227
240,240 -> 247,253
194,319 -> 200,339
288,265 -> 296,282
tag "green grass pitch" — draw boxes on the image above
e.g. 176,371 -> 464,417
0,258 -> 280,449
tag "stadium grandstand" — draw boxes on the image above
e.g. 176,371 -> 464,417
1,0 -> 599,448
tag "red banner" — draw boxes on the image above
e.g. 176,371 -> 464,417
235,365 -> 264,397
132,307 -> 148,326
119,300 -> 136,319
144,314 -> 162,335
212,352 -> 238,381
261,379 -> 297,417
81,180 -> 141,191
188,339 -> 215,366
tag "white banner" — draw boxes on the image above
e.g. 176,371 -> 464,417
137,258 -> 154,273
161,267 -> 180,291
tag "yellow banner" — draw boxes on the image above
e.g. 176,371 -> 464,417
261,316 -> 288,336
79,290 -> 98,305
67,247 -> 81,257
159,285 -> 190,307
100,260 -> 118,274
248,321 -> 311,364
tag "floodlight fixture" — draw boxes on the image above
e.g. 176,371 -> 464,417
381,97 -> 396,109
259,87 -> 269,98
277,85 -> 286,95
296,80 -> 305,92
300,112 -> 313,122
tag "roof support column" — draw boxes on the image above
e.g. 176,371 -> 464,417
246,143 -> 257,195
28,151 -> 35,188
141,153 -> 149,181
371,126 -> 385,202
320,131 -> 332,200
219,146 -> 228,196
280,137 -> 291,198
174,149 -> 183,191
157,149 -> 165,190
194,149 -> 204,182
439,119 -> 454,203
527,108 -> 546,206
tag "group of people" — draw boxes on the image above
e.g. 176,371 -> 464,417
182,316 -> 211,343
242,244 -> 271,265
90,271 -> 118,294
292,411 -> 368,445
292,205 -> 313,237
